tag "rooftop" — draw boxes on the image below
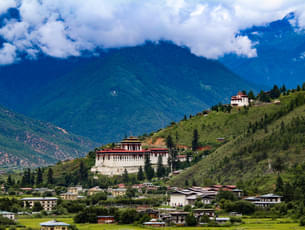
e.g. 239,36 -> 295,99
40,220 -> 70,227
21,197 -> 58,201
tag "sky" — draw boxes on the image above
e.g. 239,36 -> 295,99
0,0 -> 304,65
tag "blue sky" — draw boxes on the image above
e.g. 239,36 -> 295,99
0,0 -> 304,65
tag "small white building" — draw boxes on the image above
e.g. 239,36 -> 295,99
67,186 -> 83,195
231,92 -> 249,107
0,211 -> 15,220
170,190 -> 195,207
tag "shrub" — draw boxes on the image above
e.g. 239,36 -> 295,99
300,216 -> 305,226
185,213 -> 197,226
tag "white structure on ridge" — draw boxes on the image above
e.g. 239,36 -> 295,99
231,92 -> 249,107
91,137 -> 169,176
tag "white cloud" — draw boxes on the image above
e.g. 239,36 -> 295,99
0,43 -> 17,65
0,0 -> 304,64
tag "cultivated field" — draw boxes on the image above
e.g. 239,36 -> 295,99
17,217 -> 303,230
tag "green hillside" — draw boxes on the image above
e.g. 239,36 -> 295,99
0,105 -> 97,169
10,42 -> 256,143
151,91 -> 305,193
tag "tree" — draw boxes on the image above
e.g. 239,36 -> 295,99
248,90 -> 255,100
47,168 -> 54,185
275,175 -> 284,195
36,168 -> 43,185
32,201 -> 43,212
258,90 -> 270,102
137,166 -> 144,181
270,85 -> 281,99
6,175 -> 14,187
166,135 -> 174,150
156,155 -> 165,178
192,129 -> 199,151
272,157 -> 284,172
79,161 -> 88,182
144,154 -> 154,180
185,213 -> 197,226
123,169 -> 129,184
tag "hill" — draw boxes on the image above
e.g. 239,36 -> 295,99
0,105 -> 97,169
149,90 -> 305,193
0,42 -> 256,143
221,13 -> 305,88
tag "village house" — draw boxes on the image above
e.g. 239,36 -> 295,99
143,219 -> 166,227
193,209 -> 215,220
87,186 -> 103,196
170,189 -> 196,207
109,188 -> 127,197
170,212 -> 189,225
67,186 -> 83,195
215,217 -> 230,224
231,92 -> 249,107
40,220 -> 70,230
60,192 -> 84,201
97,216 -> 115,224
91,137 -> 169,176
21,197 -> 58,211
0,211 -> 15,220
246,193 -> 282,208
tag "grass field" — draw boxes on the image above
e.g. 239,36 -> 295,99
17,217 -> 303,230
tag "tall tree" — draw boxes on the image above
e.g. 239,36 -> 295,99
192,129 -> 199,151
248,90 -> 255,100
79,161 -> 88,182
47,168 -> 54,185
166,135 -> 174,150
157,155 -> 165,178
123,169 -> 129,184
137,166 -> 144,181
275,175 -> 284,195
36,168 -> 43,185
144,154 -> 154,180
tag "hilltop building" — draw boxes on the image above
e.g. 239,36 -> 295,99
231,92 -> 249,107
91,137 -> 169,176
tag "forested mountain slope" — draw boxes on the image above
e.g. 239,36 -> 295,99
0,105 -> 97,169
150,91 -> 305,193
0,42 -> 256,143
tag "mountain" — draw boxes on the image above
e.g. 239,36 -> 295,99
221,13 -> 305,88
0,42 -> 257,143
154,90 -> 305,193
0,105 -> 97,169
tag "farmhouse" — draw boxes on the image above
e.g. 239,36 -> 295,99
91,137 -> 169,176
97,216 -> 115,224
0,211 -> 15,220
40,220 -> 70,230
231,92 -> 249,107
244,193 -> 282,208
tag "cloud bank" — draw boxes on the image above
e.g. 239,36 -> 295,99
0,0 -> 304,65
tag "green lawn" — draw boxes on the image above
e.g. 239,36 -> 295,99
17,217 -> 303,230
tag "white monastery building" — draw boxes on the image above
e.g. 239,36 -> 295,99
231,91 -> 249,107
91,137 -> 169,176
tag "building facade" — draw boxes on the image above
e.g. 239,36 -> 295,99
91,137 -> 169,176
231,92 -> 249,107
21,197 -> 58,211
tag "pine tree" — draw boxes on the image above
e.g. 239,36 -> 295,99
6,175 -> 14,186
79,161 -> 88,182
157,155 -> 165,178
144,154 -> 154,180
192,129 -> 199,151
166,135 -> 174,150
123,169 -> 129,183
36,168 -> 43,185
275,175 -> 284,195
47,168 -> 54,185
248,90 -> 255,100
137,166 -> 144,181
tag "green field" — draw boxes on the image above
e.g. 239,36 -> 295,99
17,217 -> 303,230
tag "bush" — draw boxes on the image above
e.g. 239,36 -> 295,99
230,217 -> 242,223
300,216 -> 305,226
185,213 -> 197,226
